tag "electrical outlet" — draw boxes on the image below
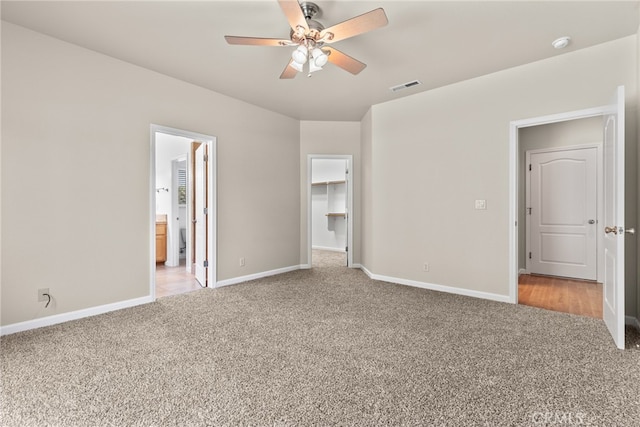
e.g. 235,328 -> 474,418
475,199 -> 487,210
423,263 -> 430,272
239,257 -> 245,267
38,288 -> 50,302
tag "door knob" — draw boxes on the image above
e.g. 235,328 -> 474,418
604,226 -> 618,234
588,219 -> 595,224
626,228 -> 636,235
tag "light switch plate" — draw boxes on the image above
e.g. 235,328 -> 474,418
475,199 -> 487,210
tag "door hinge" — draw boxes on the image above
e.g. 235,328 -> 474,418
204,260 -> 209,268
204,207 -> 208,215
527,207 -> 532,215
529,252 -> 532,259
204,154 -> 209,162
345,246 -> 348,252
529,164 -> 531,171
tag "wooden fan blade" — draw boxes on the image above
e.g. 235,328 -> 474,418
320,8 -> 388,43
325,47 -> 366,75
225,36 -> 290,46
280,60 -> 298,79
278,0 -> 309,33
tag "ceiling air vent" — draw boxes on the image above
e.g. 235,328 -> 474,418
390,80 -> 422,92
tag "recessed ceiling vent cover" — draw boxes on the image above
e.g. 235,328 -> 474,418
390,80 -> 422,92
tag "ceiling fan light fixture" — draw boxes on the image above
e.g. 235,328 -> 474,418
311,48 -> 328,67
289,60 -> 304,72
224,1 -> 389,79
308,60 -> 323,74
292,45 -> 309,64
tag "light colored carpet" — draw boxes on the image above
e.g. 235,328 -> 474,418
2,255 -> 640,426
312,249 -> 346,268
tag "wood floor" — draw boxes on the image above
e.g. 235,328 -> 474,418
518,274 -> 603,319
155,260 -> 204,298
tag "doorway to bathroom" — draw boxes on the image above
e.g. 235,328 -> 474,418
151,125 -> 217,299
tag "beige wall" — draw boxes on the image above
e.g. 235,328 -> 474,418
360,109 -> 374,270
3,20 -> 640,330
299,121 -> 361,265
367,36 -> 637,301
1,23 -> 300,326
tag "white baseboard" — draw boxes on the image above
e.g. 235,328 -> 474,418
0,296 -> 154,336
215,265 -> 303,288
312,246 -> 346,253
519,268 -> 529,275
625,316 -> 640,329
8,265 -> 625,336
359,265 -> 510,304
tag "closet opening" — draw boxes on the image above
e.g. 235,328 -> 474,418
308,155 -> 353,268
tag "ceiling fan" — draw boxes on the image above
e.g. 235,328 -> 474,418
224,0 -> 388,78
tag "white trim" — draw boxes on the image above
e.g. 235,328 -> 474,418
215,265 -> 303,288
519,268 -> 529,275
626,316 -> 640,329
0,296 -> 154,336
151,125 -> 217,296
307,155 -> 354,269
206,140 -> 217,288
150,130 -> 158,300
512,107 -> 605,128
359,266 -> 511,304
508,106 -> 608,305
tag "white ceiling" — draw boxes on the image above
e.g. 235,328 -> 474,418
2,1 -> 638,121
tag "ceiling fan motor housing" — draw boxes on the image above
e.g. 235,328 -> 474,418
300,2 -> 320,20
290,2 -> 325,44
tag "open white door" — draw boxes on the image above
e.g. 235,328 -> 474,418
603,86 -> 625,349
194,143 -> 207,286
344,164 -> 349,267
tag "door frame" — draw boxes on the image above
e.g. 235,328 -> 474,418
509,106 -> 607,304
307,154 -> 354,268
150,124 -> 217,299
524,144 -> 603,282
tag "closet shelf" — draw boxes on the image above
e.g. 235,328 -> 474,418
326,212 -> 346,218
312,180 -> 346,186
